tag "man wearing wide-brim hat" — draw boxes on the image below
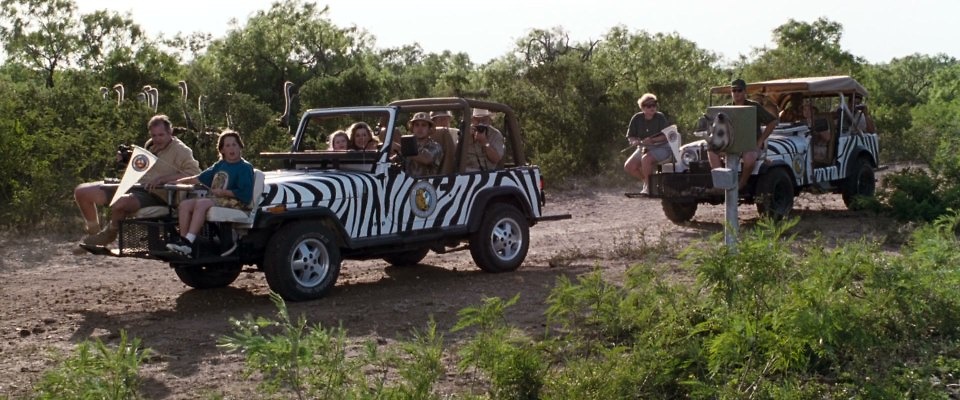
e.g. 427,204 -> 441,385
462,108 -> 505,172
401,112 -> 444,177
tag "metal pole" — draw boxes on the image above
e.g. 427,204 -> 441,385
725,153 -> 740,253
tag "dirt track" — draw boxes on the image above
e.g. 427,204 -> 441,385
0,184 -> 897,398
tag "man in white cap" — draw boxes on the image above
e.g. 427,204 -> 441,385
430,110 -> 459,144
463,108 -> 505,172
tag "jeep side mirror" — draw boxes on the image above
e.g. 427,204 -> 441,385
400,135 -> 418,157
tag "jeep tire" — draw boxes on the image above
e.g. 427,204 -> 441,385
470,204 -> 529,273
842,156 -> 875,210
263,221 -> 341,301
383,247 -> 430,267
756,168 -> 795,220
662,199 -> 697,224
174,263 -> 242,289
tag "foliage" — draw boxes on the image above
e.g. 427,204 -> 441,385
1,0 -> 959,229
452,294 -> 546,400
219,292 -> 446,399
32,330 -> 151,400
869,167 -> 960,222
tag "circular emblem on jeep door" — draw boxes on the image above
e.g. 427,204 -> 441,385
408,180 -> 438,218
131,154 -> 151,172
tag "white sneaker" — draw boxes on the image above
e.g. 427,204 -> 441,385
640,183 -> 650,195
166,242 -> 193,257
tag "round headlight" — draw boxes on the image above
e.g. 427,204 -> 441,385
681,148 -> 699,164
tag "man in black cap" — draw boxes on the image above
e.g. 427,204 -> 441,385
708,78 -> 778,190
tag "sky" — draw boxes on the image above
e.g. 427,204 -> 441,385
72,0 -> 958,65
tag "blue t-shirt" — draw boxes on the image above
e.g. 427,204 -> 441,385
198,158 -> 255,205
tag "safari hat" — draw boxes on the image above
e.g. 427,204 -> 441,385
471,108 -> 493,118
430,110 -> 452,119
408,112 -> 434,126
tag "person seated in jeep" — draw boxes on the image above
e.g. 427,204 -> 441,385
347,122 -> 380,151
167,130 -> 255,257
75,114 -> 201,246
778,93 -> 804,123
708,78 -> 779,190
462,108 -> 505,172
803,102 -> 833,164
623,93 -> 671,195
397,112 -> 443,177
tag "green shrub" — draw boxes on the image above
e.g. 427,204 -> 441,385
219,292 -> 445,400
452,295 -> 546,400
874,167 -> 960,222
33,330 -> 151,400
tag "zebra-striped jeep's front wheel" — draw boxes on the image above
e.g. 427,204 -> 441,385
470,204 -> 529,273
263,221 -> 342,301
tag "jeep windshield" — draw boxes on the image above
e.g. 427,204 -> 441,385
261,107 -> 395,171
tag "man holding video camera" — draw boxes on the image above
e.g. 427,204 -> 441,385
463,108 -> 505,172
74,114 -> 201,246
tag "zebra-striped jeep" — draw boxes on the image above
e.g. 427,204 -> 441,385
95,98 -> 569,301
643,76 -> 880,223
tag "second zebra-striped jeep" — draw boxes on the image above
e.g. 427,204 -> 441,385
93,98 -> 569,301
644,76 -> 880,224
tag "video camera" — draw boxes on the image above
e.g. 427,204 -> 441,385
117,144 -> 133,169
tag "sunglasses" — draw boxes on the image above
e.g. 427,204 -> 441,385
642,103 -> 658,108
731,88 -> 744,93
474,125 -> 488,134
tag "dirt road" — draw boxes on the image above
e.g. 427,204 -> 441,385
0,186 -> 894,398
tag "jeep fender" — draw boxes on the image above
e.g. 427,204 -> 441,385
254,208 -> 349,247
758,160 -> 799,185
467,187 -> 535,232
847,146 -> 877,168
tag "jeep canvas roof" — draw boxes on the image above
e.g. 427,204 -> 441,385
710,75 -> 868,97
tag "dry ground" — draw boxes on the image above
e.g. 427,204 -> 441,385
0,183 -> 900,398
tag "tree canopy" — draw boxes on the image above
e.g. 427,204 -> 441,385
0,0 -> 956,228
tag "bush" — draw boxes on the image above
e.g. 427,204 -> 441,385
32,330 -> 151,400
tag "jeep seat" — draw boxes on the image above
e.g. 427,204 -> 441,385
431,128 -> 457,175
205,169 -> 266,227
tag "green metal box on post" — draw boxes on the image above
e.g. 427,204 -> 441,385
706,105 -> 757,154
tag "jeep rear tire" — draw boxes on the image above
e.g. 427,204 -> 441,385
662,200 -> 697,224
842,157 -> 875,210
383,247 -> 430,267
174,263 -> 242,289
756,168 -> 795,220
263,221 -> 341,301
470,204 -> 529,273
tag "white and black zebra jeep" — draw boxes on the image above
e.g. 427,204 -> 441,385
643,76 -> 880,223
85,98 -> 569,301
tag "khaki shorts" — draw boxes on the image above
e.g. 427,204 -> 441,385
643,142 -> 674,163
100,185 -> 166,208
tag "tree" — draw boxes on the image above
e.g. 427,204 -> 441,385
207,0 -> 370,109
738,18 -> 862,80
0,0 -> 80,87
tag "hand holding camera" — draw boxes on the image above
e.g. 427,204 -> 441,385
473,124 -> 489,145
116,144 -> 133,168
